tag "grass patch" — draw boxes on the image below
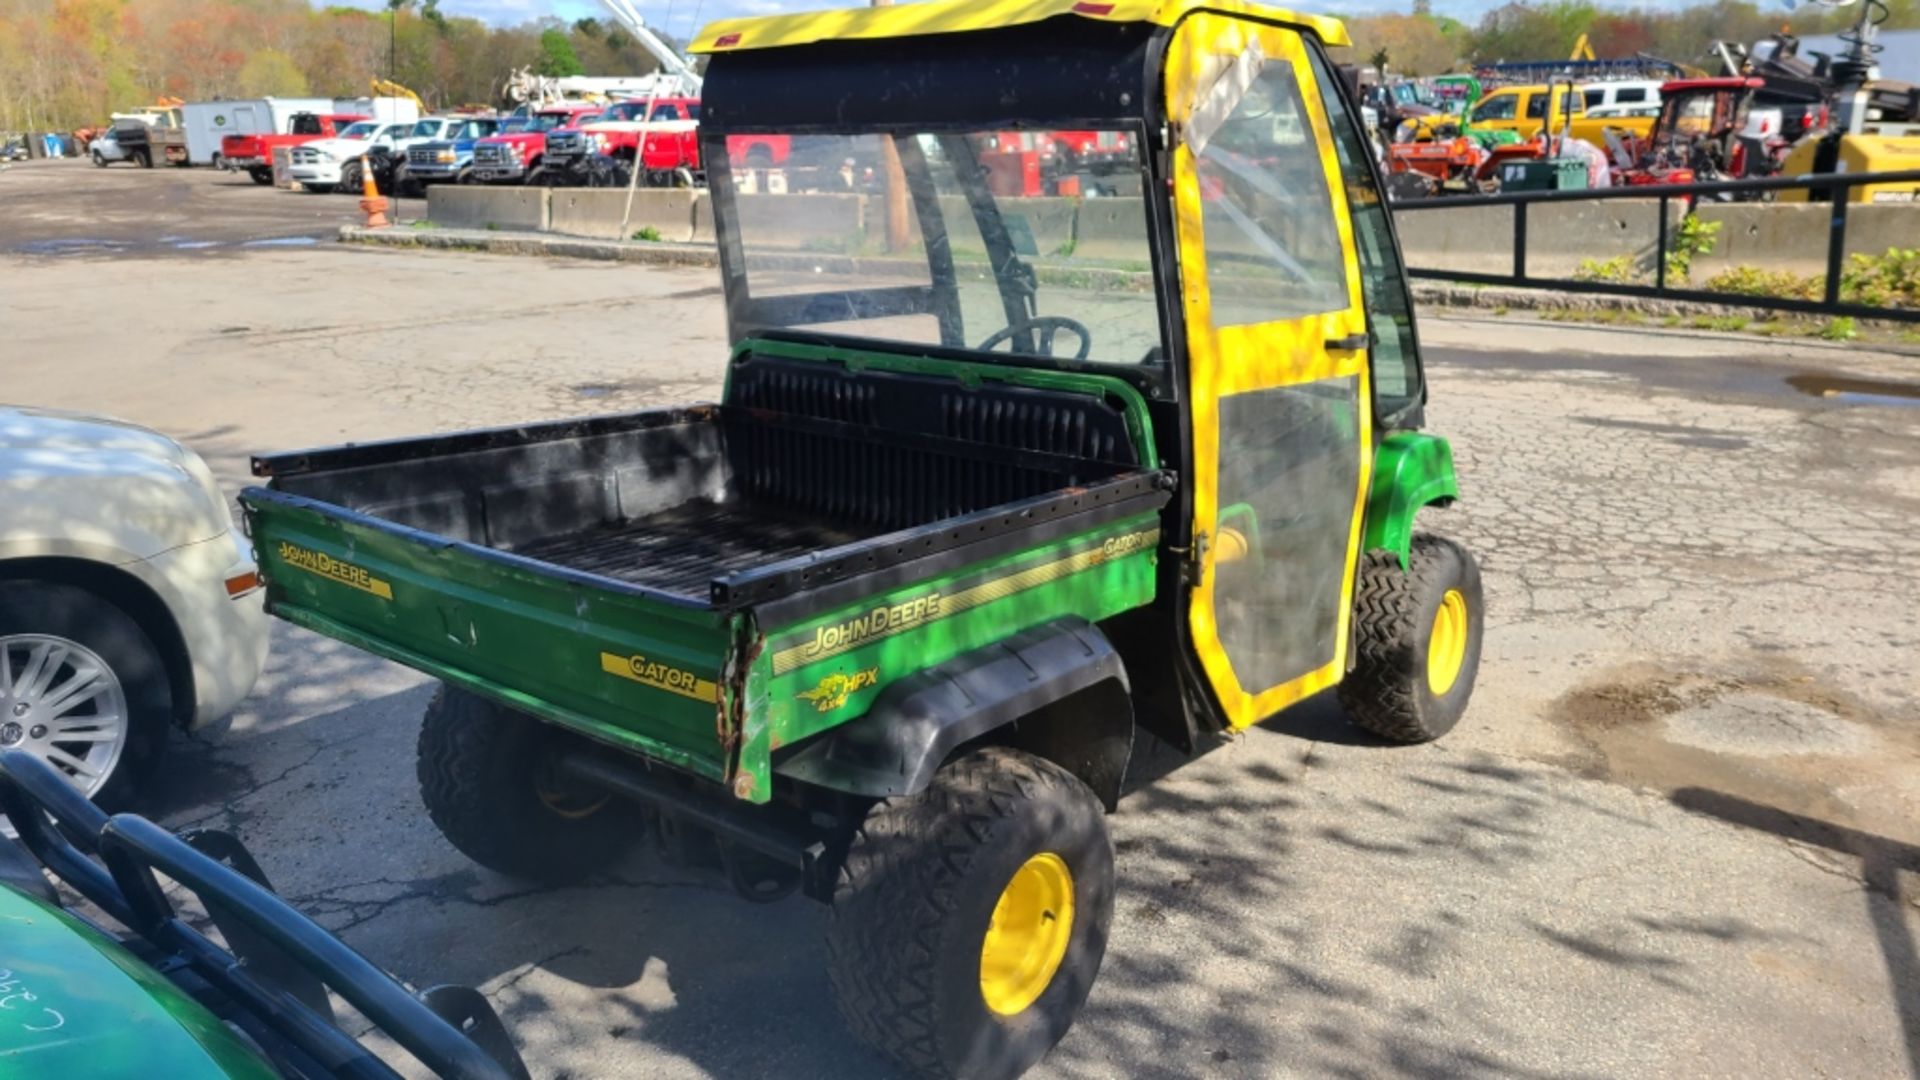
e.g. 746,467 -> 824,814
407,219 -> 439,230
1817,316 -> 1858,342
631,225 -> 662,242
1688,315 -> 1751,333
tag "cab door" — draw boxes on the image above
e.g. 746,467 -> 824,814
1166,14 -> 1373,729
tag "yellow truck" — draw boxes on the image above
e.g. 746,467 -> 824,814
1464,83 -> 1654,146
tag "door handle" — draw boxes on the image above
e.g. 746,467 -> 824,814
1326,333 -> 1371,351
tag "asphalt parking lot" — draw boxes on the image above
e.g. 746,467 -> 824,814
6,160 -> 1920,1078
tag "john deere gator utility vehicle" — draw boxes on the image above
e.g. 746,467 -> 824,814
240,1 -> 1481,1074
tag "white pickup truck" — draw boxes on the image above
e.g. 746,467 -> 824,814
0,407 -> 270,808
288,120 -> 407,193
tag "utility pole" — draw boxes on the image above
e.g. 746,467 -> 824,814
872,0 -> 912,253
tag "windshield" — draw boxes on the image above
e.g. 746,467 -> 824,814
721,129 -> 1164,368
339,122 -> 379,139
409,120 -> 444,138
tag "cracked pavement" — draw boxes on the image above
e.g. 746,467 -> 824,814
5,163 -> 1920,1078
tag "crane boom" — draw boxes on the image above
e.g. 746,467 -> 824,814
598,0 -> 701,96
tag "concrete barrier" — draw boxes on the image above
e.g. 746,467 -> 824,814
427,186 -> 550,231
1395,198 -> 1680,278
1690,202 -> 1920,279
691,191 -> 716,244
548,189 -> 698,242
1074,198 -> 1153,261
731,193 -> 865,250
944,195 -> 1078,256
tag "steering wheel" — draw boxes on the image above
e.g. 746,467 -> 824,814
976,315 -> 1093,360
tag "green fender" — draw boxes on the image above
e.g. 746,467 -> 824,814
1361,431 -> 1459,568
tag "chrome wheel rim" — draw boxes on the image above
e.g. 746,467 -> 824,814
0,634 -> 129,796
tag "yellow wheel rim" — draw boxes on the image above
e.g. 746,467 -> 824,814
535,762 -> 610,820
1427,588 -> 1470,697
979,852 -> 1075,1016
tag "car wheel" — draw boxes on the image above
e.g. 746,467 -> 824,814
455,166 -> 476,185
135,149 -> 153,168
337,160 -> 362,194
0,581 -> 171,811
92,152 -> 107,168
827,747 -> 1112,1079
248,167 -> 273,186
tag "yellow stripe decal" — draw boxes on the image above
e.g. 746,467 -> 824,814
770,527 -> 1159,675
599,652 -> 719,703
276,542 -> 393,600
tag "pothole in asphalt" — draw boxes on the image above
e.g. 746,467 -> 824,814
1787,373 -> 1920,408
1661,691 -> 1875,756
1550,662 -> 1920,845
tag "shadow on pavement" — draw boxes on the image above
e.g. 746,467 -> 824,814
1671,787 -> 1920,1079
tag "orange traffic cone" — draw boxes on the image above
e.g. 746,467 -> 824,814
359,154 -> 390,228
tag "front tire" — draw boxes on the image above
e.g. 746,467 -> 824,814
337,160 -> 361,194
248,167 -> 273,185
416,685 -> 638,883
827,747 -> 1113,1079
1338,533 -> 1484,743
91,152 -> 107,168
0,581 -> 171,811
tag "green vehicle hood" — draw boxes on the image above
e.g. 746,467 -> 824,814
0,883 -> 279,1079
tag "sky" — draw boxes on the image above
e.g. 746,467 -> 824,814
329,0 -> 1802,36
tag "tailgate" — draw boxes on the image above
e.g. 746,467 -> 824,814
241,488 -> 738,782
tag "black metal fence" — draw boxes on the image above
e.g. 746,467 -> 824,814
1392,169 -> 1920,324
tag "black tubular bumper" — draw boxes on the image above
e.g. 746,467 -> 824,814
0,750 -> 529,1080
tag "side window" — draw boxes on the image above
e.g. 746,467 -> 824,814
1525,94 -> 1547,119
1195,60 -> 1348,326
1618,87 -> 1646,104
1305,48 -> 1422,426
293,115 -> 321,136
1472,94 -> 1517,122
1584,88 -> 1604,109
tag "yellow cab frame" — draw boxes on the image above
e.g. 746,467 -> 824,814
694,0 -> 1451,742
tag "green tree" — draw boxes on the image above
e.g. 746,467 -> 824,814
238,48 -> 310,96
536,26 -> 582,77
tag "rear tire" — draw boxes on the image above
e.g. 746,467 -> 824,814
826,747 -> 1112,1080
248,167 -> 272,185
0,581 -> 171,812
416,685 -> 638,883
134,149 -> 152,168
1338,533 -> 1484,743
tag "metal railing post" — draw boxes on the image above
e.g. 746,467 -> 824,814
1513,199 -> 1528,281
1823,178 -> 1851,307
1655,194 -> 1669,293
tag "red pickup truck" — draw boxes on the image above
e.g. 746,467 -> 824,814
469,104 -> 605,185
542,97 -> 792,187
221,113 -> 368,185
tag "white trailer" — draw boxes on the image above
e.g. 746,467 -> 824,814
330,97 -> 423,125
181,98 -> 336,166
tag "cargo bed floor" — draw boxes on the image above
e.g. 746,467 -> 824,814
511,497 -> 873,595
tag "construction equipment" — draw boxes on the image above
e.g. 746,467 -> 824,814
1772,0 -> 1920,202
370,78 -> 425,115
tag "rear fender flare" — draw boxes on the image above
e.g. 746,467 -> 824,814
774,618 -> 1132,810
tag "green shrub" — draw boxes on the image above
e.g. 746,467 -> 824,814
631,226 -> 662,242
1574,256 -> 1636,283
1818,317 -> 1858,342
